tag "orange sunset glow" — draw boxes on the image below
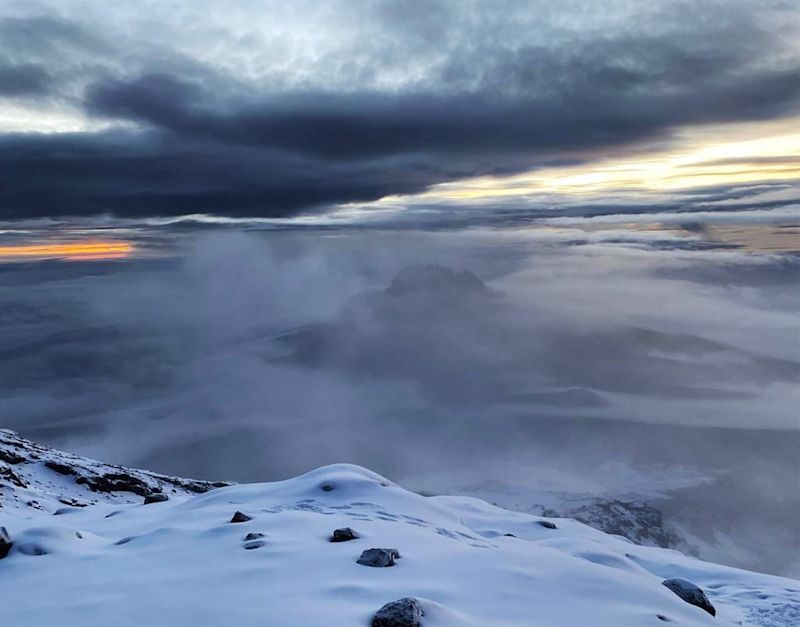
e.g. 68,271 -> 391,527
0,240 -> 134,262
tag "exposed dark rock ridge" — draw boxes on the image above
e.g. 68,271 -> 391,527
0,429 -> 232,512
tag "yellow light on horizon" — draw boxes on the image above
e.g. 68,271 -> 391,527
0,241 -> 134,261
380,118 -> 800,204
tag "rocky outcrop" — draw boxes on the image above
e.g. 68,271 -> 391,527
77,472 -> 153,496
143,493 -> 169,504
542,499 -> 680,549
0,429 -> 232,514
0,465 -> 27,488
662,578 -> 716,616
372,597 -> 423,627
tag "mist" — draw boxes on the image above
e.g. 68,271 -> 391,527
1,226 -> 798,576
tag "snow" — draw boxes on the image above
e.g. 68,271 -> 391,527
1,457 -> 798,626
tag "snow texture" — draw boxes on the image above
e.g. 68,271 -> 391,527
0,430 -> 798,626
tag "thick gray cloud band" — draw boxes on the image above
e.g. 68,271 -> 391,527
0,0 -> 798,219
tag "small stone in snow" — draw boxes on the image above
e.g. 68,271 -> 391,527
244,532 -> 264,541
537,520 -> 557,529
372,597 -> 423,627
662,578 -> 716,616
230,511 -> 252,523
144,493 -> 169,504
330,527 -> 359,542
358,548 -> 400,567
243,540 -> 265,550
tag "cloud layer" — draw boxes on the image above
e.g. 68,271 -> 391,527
1,228 -> 798,574
0,0 -> 798,218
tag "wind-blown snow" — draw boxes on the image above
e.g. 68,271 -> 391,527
1,439 -> 798,627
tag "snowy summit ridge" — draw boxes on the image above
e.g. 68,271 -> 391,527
0,431 -> 797,627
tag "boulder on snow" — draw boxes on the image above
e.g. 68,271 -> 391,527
537,520 -> 557,529
662,578 -> 716,616
0,527 -> 12,559
330,527 -> 359,542
143,493 -> 169,505
372,597 -> 423,627
230,511 -> 252,523
358,548 -> 400,567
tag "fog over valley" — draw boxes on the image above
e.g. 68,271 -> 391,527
2,224 -> 797,576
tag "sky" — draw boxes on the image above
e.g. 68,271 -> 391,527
0,0 -> 799,577
0,0 -> 798,225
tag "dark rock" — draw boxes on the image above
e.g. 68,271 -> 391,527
330,527 -> 359,542
503,533 -> 517,537
159,476 -> 232,494
59,497 -> 88,507
143,493 -> 169,505
0,466 -> 27,488
537,520 -> 557,530
45,461 -> 76,476
243,540 -> 265,550
320,483 -> 335,492
244,532 -> 265,541
0,527 -> 12,559
372,597 -> 423,627
358,548 -> 400,567
662,578 -> 716,616
0,449 -> 25,465
657,615 -> 671,622
230,511 -> 252,523
76,472 -> 152,497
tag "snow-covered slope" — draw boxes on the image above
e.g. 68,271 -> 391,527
0,429 -> 230,514
0,432 -> 797,627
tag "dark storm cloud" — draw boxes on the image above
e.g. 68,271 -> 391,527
0,130 -> 455,218
0,62 -> 50,96
0,0 -> 798,218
